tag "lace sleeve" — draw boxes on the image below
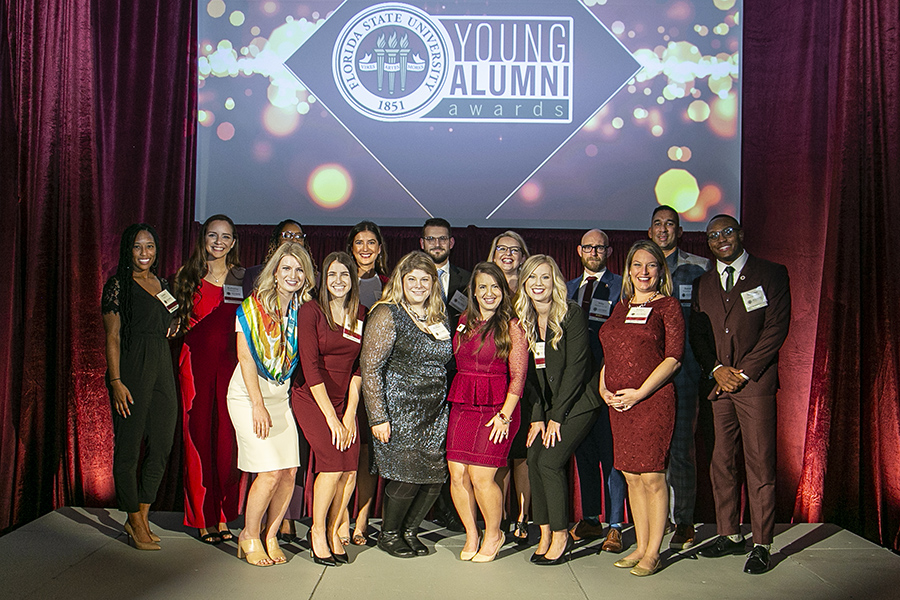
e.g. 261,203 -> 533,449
507,318 -> 528,397
101,276 -> 121,314
360,304 -> 397,427
663,296 -> 685,362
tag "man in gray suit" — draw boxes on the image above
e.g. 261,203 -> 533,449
566,229 -> 627,553
691,215 -> 791,575
648,205 -> 711,550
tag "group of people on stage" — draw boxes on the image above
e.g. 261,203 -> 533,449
101,206 -> 790,577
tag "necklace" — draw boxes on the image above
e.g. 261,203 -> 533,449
207,267 -> 228,284
629,291 -> 659,308
402,301 -> 428,323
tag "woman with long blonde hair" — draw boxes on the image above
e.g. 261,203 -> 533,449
360,251 -> 453,558
515,255 -> 601,565
227,242 -> 314,566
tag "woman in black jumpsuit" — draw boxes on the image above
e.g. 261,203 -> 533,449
102,223 -> 178,550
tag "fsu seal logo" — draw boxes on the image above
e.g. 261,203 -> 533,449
332,3 -> 453,121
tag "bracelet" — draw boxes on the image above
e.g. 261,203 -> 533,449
497,411 -> 512,425
110,377 -> 121,382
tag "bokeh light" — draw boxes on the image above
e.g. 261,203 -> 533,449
308,164 -> 353,208
262,104 -> 300,137
230,11 -> 246,27
687,99 -> 710,121
207,0 -> 225,19
655,168 -> 700,212
224,97 -> 235,110
585,144 -> 598,157
519,180 -> 542,204
216,122 -> 235,141
685,184 -> 723,222
709,91 -> 737,137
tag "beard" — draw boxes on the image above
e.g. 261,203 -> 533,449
426,247 -> 450,265
581,255 -> 605,272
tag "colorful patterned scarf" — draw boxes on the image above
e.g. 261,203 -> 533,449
237,292 -> 298,383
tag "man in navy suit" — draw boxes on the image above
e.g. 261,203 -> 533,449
565,229 -> 628,553
648,205 -> 711,550
691,215 -> 791,575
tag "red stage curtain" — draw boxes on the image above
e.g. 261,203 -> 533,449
0,0 -> 196,530
790,0 -> 900,547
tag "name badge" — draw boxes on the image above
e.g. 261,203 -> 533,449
588,298 -> 612,322
156,289 -> 178,313
741,286 -> 768,312
679,284 -> 693,302
223,284 -> 243,304
456,322 -> 466,333
342,318 -> 364,343
625,306 -> 652,324
428,323 -> 451,341
534,341 -> 546,369
448,289 -> 468,313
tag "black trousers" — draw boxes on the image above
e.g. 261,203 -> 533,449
110,337 -> 177,513
527,410 -> 597,531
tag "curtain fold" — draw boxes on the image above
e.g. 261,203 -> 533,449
794,0 -> 900,549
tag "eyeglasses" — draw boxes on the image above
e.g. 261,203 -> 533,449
580,244 -> 609,254
496,245 -> 522,256
281,231 -> 307,241
706,226 -> 739,241
422,236 -> 449,243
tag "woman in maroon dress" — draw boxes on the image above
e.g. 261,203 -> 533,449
598,240 -> 684,576
447,262 -> 528,563
292,252 -> 366,565
173,214 -> 245,544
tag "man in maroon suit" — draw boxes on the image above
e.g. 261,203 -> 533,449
690,215 -> 791,574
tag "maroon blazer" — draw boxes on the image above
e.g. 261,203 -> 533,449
689,254 -> 791,400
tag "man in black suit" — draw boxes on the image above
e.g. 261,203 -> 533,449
691,215 -> 791,574
420,217 -> 471,531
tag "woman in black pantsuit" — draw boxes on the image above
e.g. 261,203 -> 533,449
102,223 -> 178,551
515,255 -> 601,565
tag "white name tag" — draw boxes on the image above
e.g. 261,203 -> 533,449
156,289 -> 178,313
625,306 -> 652,324
223,284 -> 243,304
428,323 -> 451,341
679,284 -> 693,302
741,286 -> 768,312
456,322 -> 466,333
589,298 -> 612,322
342,318 -> 364,343
448,289 -> 468,313
534,341 -> 546,369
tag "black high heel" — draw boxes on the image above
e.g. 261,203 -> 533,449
307,531 -> 337,566
534,534 -> 573,566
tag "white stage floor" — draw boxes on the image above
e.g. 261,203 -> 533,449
1,508 -> 897,599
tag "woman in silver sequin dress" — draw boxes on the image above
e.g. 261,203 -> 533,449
360,251 -> 453,558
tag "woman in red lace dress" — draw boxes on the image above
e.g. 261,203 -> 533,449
173,214 -> 245,544
599,240 -> 684,576
447,262 -> 528,563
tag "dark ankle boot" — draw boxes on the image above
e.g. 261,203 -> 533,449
401,485 -> 441,556
378,490 -> 416,558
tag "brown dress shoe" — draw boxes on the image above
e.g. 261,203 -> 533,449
569,520 -> 606,541
669,523 -> 696,550
600,527 -> 623,553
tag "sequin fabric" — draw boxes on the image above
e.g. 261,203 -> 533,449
360,303 -> 452,484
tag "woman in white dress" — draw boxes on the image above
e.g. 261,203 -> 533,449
227,242 -> 314,566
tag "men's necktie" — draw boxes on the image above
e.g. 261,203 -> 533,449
438,268 -> 447,302
724,266 -> 735,292
581,276 -> 597,313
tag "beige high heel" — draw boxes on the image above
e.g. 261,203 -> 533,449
459,536 -> 480,561
238,538 -> 273,566
265,537 -> 287,564
124,521 -> 160,551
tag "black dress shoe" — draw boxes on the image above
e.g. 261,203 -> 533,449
534,534 -> 574,566
743,545 -> 770,574
377,531 -> 416,558
698,535 -> 745,558
402,530 -> 429,556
